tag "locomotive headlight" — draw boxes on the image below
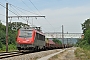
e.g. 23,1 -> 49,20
19,41 -> 20,42
27,40 -> 31,43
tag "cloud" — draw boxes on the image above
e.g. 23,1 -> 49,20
36,6 -> 90,33
42,6 -> 90,16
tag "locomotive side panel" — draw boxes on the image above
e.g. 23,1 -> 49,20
34,32 -> 45,49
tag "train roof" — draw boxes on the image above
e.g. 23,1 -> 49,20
19,27 -> 45,35
19,27 -> 33,30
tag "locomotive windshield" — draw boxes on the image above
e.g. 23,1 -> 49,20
19,30 -> 32,38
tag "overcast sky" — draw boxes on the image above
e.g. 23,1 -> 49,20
0,0 -> 90,33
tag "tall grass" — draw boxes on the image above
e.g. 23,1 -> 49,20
75,47 -> 90,60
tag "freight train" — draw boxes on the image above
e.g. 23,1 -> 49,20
16,27 -> 70,51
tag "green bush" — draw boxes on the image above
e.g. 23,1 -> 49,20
76,29 -> 90,50
8,44 -> 17,51
0,45 -> 6,51
0,44 -> 17,52
84,29 -> 90,44
0,41 -> 3,48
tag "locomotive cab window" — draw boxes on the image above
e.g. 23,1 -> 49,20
19,30 -> 32,38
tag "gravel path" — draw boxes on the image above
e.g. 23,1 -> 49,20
49,47 -> 77,60
37,49 -> 65,60
61,47 -> 77,60
64,49 -> 76,60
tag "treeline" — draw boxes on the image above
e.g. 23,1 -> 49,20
76,18 -> 90,50
0,23 -> 17,51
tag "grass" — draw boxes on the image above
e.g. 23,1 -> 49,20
75,47 -> 90,60
0,44 -> 17,52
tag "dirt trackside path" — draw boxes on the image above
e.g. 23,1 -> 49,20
49,47 -> 78,60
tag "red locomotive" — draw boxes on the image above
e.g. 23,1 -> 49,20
16,27 -> 45,51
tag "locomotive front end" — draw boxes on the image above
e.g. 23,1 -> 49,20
16,27 -> 35,50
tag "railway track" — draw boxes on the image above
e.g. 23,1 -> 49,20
0,50 -> 41,59
0,51 -> 25,59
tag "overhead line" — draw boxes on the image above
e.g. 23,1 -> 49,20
28,0 -> 42,15
0,2 -> 31,24
9,4 -> 21,16
0,2 -> 6,8
4,0 -> 39,15
34,18 -> 50,32
44,17 -> 55,32
28,0 -> 55,32
0,2 -> 16,15
20,0 -> 39,15
4,1 -> 40,26
9,4 -> 39,15
9,4 -> 32,24
10,4 -> 27,15
4,1 -> 31,24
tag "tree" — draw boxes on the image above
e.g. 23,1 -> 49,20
0,31 -> 6,44
0,23 -> 6,45
81,18 -> 90,44
0,23 -> 17,45
76,18 -> 90,49
53,38 -> 62,44
84,29 -> 90,44
8,22 -> 29,30
0,41 -> 3,48
82,18 -> 90,33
